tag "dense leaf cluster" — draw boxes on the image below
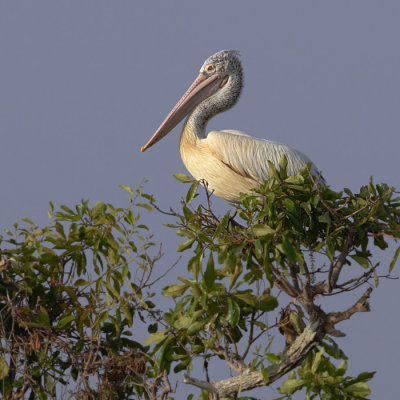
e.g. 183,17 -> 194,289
0,188 -> 169,399
148,161 -> 399,399
0,162 -> 398,399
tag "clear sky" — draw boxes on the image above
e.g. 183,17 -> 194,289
1,2 -> 399,398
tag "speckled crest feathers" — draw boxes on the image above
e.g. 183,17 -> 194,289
203,50 -> 241,65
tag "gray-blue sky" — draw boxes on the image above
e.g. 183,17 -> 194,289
1,2 -> 399,398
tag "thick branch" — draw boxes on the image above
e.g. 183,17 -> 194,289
184,319 -> 324,398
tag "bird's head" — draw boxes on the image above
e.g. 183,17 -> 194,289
141,50 -> 242,152
200,50 -> 241,82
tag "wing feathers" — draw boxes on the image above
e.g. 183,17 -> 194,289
205,130 -> 319,183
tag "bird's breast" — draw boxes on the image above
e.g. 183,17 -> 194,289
179,133 -> 258,202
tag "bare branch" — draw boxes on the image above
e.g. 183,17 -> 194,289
183,374 -> 218,394
328,230 -> 355,291
326,287 -> 373,332
242,312 -> 256,359
270,264 -> 299,298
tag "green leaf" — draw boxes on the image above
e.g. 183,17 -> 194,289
189,281 -> 202,297
174,315 -> 196,331
120,184 -> 134,194
323,340 -> 347,360
350,255 -> 369,269
280,236 -> 297,263
74,279 -> 91,286
60,205 -> 74,215
186,181 -> 200,203
278,155 -> 288,179
0,357 -> 9,380
374,234 -> 388,250
256,294 -> 278,312
311,347 -> 325,374
373,269 -> 379,287
289,312 -> 304,335
143,329 -> 168,345
260,363 -> 269,383
389,245 -> 400,272
233,293 -> 257,307
279,378 -> 306,394
148,323 -> 158,333
187,319 -> 207,335
204,253 -> 215,291
162,283 -> 188,298
188,253 -> 201,277
227,298 -> 240,327
345,382 -> 371,396
92,201 -> 107,217
121,305 -> 133,326
182,205 -> 193,219
252,224 -> 275,237
174,360 -> 191,373
267,160 -> 280,179
97,311 -> 109,325
174,173 -> 195,183
265,353 -> 280,364
337,360 -> 347,376
137,202 -> 154,212
284,198 -> 297,214
285,174 -> 304,185
318,212 -> 332,226
177,238 -> 195,252
56,315 -> 75,330
326,238 -> 335,261
176,228 -> 195,238
356,371 -> 376,381
37,306 -> 51,326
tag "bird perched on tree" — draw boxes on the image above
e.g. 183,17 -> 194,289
141,50 -> 324,202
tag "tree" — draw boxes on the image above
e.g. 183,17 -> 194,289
0,162 -> 399,399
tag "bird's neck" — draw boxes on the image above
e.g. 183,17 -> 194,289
181,68 -> 243,143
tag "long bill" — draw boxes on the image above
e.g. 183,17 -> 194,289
141,73 -> 223,152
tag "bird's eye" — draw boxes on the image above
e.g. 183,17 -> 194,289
204,64 -> 215,73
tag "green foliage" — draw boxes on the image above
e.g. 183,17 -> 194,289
0,162 -> 399,399
148,161 -> 399,399
172,164 -> 399,293
278,346 -> 375,399
0,186 -> 166,399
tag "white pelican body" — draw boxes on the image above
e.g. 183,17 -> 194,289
142,50 -> 323,202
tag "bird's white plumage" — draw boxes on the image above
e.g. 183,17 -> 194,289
180,128 -> 322,202
207,129 -> 317,181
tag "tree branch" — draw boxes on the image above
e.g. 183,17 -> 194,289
328,230 -> 355,292
183,374 -> 218,395
184,319 -> 324,398
326,287 -> 373,335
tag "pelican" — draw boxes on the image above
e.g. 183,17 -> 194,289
141,50 -> 323,202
